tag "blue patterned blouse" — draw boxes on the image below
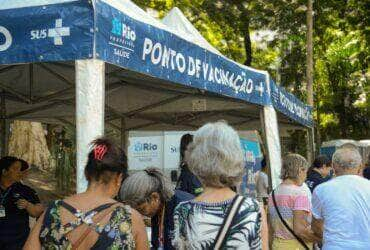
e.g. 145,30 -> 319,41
173,197 -> 262,250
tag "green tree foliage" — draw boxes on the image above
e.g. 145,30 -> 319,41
132,0 -> 369,142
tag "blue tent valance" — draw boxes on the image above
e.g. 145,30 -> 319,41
0,0 -> 313,127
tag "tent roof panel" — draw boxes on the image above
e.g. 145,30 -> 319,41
0,0 -> 77,10
0,0 -> 312,127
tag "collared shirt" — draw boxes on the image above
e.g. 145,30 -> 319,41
0,182 -> 40,243
312,175 -> 370,250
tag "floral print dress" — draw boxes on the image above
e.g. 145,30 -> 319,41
39,200 -> 135,250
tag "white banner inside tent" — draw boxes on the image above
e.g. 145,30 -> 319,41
128,131 -> 192,171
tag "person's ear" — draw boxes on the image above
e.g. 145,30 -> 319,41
114,173 -> 123,187
118,173 -> 123,183
150,192 -> 160,203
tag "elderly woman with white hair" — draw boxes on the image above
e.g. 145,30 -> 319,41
172,121 -> 268,250
120,168 -> 193,250
268,154 -> 320,250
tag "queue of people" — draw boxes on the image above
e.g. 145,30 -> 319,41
311,148 -> 370,250
1,120 -> 369,249
20,121 -> 268,249
267,149 -> 370,250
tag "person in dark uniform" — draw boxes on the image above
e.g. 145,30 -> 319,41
305,154 -> 332,192
176,134 -> 203,196
0,156 -> 44,249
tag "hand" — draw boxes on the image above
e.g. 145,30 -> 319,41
16,199 -> 29,210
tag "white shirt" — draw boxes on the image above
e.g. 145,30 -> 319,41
302,182 -> 312,202
256,171 -> 269,199
312,175 -> 370,250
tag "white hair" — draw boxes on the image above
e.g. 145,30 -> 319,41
332,148 -> 362,169
119,168 -> 174,206
186,121 -> 244,188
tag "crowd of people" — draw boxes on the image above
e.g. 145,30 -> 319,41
0,120 -> 369,249
268,149 -> 370,250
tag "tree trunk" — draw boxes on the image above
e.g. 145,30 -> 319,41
306,0 -> 314,106
8,121 -> 52,171
243,25 -> 252,66
306,0 -> 314,161
233,1 -> 252,66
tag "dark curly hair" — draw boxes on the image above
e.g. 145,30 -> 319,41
312,155 -> 330,169
84,138 -> 128,185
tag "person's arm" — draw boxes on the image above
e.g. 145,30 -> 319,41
262,173 -> 269,193
311,217 -> 324,239
293,210 -> 320,242
311,190 -> 324,241
260,206 -> 269,250
23,212 -> 45,250
292,193 -> 320,243
131,208 -> 149,250
16,199 -> 44,218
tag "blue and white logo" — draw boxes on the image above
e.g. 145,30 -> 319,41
111,18 -> 136,41
134,142 -> 158,152
30,19 -> 70,46
109,18 -> 136,59
48,19 -> 70,45
0,26 -> 12,52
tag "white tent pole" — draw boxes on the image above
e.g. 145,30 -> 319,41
261,105 -> 282,189
75,59 -> 105,193
261,75 -> 282,190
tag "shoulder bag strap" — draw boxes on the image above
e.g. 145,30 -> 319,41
272,189 -> 309,250
213,195 -> 245,250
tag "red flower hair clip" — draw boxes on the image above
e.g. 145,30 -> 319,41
94,144 -> 108,161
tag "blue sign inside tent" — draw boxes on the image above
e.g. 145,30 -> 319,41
0,1 -> 93,64
270,79 -> 313,127
240,138 -> 263,197
95,1 -> 270,106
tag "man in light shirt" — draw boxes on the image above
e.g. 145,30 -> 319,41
312,148 -> 370,250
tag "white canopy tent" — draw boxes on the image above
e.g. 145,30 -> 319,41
0,0 -> 313,192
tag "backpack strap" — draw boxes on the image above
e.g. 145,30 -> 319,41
272,189 -> 309,250
213,195 -> 245,250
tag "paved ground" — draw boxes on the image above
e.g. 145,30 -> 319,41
23,167 -> 74,205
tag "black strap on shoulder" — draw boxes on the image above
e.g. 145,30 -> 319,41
60,201 -> 117,217
60,201 -> 117,229
59,200 -> 78,215
272,189 -> 309,250
212,195 -> 245,249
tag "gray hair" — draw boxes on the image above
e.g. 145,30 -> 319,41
119,168 -> 174,206
186,121 -> 244,188
280,154 -> 309,180
332,148 -> 362,169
